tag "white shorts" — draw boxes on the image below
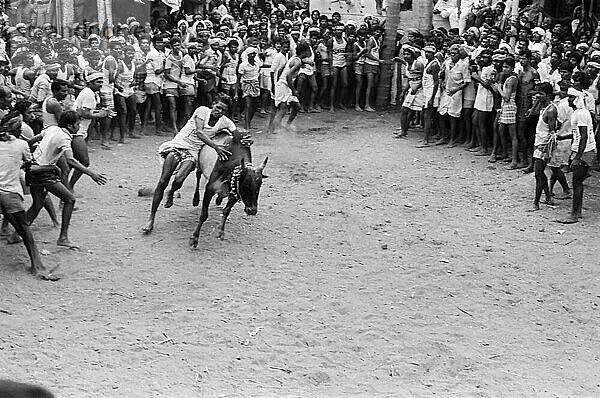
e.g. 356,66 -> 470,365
274,81 -> 299,108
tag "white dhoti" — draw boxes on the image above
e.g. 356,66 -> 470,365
402,87 -> 425,111
274,81 -> 299,107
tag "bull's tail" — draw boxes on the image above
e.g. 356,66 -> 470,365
192,168 -> 202,207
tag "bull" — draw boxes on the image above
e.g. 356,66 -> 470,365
0,380 -> 54,398
189,129 -> 268,247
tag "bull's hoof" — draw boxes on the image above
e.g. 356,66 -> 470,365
189,236 -> 199,248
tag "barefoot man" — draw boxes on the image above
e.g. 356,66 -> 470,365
556,87 -> 597,224
268,42 -> 311,133
23,111 -> 108,248
530,82 -> 557,211
142,95 -> 235,234
0,111 -> 59,280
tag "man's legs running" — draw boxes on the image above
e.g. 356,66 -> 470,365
164,160 -> 196,208
3,209 -> 58,279
69,136 -> 90,191
269,103 -> 287,133
27,183 -> 76,247
286,101 -> 301,127
142,153 -> 179,233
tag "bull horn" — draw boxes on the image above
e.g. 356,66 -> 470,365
258,157 -> 269,172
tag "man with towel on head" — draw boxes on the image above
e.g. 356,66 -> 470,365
394,45 -> 425,139
556,86 -> 597,224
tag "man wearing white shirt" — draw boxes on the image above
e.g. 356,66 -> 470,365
25,111 -> 107,248
556,87 -> 597,224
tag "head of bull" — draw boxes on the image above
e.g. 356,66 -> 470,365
238,157 -> 268,215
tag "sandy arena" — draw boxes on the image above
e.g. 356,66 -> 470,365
2,110 -> 600,397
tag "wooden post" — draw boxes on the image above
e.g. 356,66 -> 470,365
97,0 -> 106,31
63,0 -> 74,35
54,0 -> 62,34
420,0 -> 433,34
375,0 -> 401,107
105,0 -> 113,37
509,0 -> 519,50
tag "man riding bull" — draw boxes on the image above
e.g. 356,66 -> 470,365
142,94 -> 251,234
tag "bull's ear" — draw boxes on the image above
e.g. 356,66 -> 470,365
258,157 -> 269,172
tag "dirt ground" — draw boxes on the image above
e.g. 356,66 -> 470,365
1,110 -> 600,397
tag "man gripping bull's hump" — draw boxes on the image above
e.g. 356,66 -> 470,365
142,94 -> 236,234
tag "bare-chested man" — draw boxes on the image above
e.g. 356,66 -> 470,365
268,42 -> 311,132
517,48 -> 540,171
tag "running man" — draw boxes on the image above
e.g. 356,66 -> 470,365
0,111 -> 59,280
23,111 -> 108,248
268,42 -> 311,132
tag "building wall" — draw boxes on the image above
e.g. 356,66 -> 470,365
393,0 -> 434,34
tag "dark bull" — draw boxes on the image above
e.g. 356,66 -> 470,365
189,130 -> 268,247
0,380 -> 54,398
